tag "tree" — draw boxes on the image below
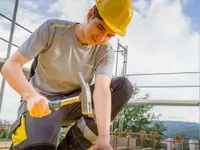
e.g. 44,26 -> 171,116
112,84 -> 167,148
0,120 -> 11,139
0,129 -> 7,138
150,121 -> 167,149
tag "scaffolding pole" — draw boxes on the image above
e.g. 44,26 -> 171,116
117,41 -> 128,136
115,38 -> 120,76
128,99 -> 200,106
198,33 -> 200,138
0,0 -> 19,113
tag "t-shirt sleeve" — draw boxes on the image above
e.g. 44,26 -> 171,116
95,47 -> 115,78
18,19 -> 54,60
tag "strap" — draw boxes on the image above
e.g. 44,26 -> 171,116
77,117 -> 98,144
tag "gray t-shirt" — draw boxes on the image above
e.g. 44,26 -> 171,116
18,19 -> 115,95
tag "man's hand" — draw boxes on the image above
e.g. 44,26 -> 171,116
26,94 -> 52,118
93,138 -> 113,150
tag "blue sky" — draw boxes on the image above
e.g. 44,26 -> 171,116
131,0 -> 200,33
1,0 -> 199,32
18,0 -> 61,18
181,0 -> 200,32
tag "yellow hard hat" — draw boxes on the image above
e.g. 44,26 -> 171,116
95,0 -> 133,37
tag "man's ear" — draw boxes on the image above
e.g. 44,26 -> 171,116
87,8 -> 94,21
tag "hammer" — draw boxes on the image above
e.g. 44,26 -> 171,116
48,72 -> 93,117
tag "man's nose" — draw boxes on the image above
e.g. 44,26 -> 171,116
96,34 -> 105,42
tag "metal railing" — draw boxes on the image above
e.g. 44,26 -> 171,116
111,129 -> 200,150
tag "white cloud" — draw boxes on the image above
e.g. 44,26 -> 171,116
0,80 -> 21,123
48,0 -> 95,23
119,0 -> 199,98
23,1 -> 38,10
16,8 -> 48,32
0,41 -> 8,59
152,106 -> 200,122
48,2 -> 59,13
182,0 -> 190,7
133,0 -> 150,16
121,0 -> 199,122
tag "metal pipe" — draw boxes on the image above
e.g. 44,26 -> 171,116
119,109 -> 124,136
127,99 -> 200,106
0,0 -> 19,113
0,12 -> 32,33
126,71 -> 200,76
119,43 -> 126,50
136,85 -> 200,88
5,1 -> 19,59
122,49 -> 125,75
112,38 -> 120,133
0,37 -> 19,48
124,47 -> 128,75
113,39 -> 120,134
199,33 -> 200,138
114,50 -> 125,53
118,43 -> 128,136
115,38 -> 120,76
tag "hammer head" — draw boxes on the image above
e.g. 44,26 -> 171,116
79,72 -> 93,117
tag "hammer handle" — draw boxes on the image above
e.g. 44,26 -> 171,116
49,100 -> 61,110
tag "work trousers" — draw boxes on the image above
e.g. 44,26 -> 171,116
10,76 -> 133,150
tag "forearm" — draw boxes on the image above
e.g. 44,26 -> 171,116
1,61 -> 39,100
93,87 -> 111,138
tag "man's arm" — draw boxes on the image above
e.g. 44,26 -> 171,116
1,51 -> 38,98
1,19 -> 53,97
92,44 -> 115,149
1,20 -> 54,118
93,74 -> 112,140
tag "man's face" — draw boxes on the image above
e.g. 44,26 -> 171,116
84,17 -> 116,46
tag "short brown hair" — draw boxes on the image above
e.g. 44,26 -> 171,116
92,5 -> 103,20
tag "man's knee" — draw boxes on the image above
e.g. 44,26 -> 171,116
112,76 -> 133,100
110,77 -> 133,119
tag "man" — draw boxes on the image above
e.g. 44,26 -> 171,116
1,0 -> 134,149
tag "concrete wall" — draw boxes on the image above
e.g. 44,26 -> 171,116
189,140 -> 199,150
0,140 -> 12,150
